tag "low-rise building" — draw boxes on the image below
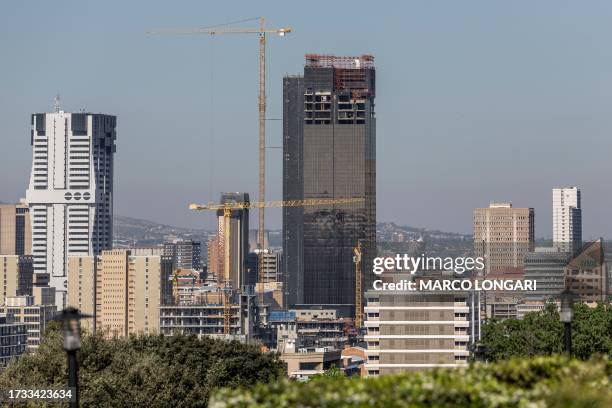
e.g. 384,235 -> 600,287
1,296 -> 56,349
271,308 -> 349,351
280,340 -> 342,380
159,291 -> 258,341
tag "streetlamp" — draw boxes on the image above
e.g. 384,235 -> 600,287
53,307 -> 92,408
559,289 -> 574,355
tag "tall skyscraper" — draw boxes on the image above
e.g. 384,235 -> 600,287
474,202 -> 535,274
283,54 -> 376,308
213,193 -> 250,290
0,203 -> 31,255
552,187 -> 582,252
25,110 -> 117,308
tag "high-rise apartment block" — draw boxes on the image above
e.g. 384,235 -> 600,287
67,249 -> 173,336
25,111 -> 117,308
0,203 -> 31,255
474,202 -> 534,274
283,54 -> 376,308
552,187 -> 582,252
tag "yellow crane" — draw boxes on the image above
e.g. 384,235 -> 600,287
353,240 -> 363,329
148,17 -> 292,287
189,197 -> 364,335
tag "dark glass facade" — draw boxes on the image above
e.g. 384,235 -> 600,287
283,55 -> 376,308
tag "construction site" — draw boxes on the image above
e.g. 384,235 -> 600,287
148,19 -> 376,347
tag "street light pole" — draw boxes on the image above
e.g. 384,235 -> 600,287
560,289 -> 574,355
67,349 -> 78,408
53,307 -> 92,408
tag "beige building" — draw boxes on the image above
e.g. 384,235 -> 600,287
0,203 -> 31,256
364,273 -> 476,377
67,249 -> 173,336
1,255 -> 34,305
474,202 -> 534,274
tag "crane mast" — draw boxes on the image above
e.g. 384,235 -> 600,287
148,18 -> 291,304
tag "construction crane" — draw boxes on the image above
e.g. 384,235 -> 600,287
189,197 -> 364,335
353,240 -> 363,329
148,18 -> 292,297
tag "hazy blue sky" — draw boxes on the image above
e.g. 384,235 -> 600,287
1,1 -> 612,238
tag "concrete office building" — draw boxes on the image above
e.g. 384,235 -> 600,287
524,248 -> 572,303
553,187 -> 582,252
67,249 -> 173,336
0,203 -> 31,255
1,296 -> 56,350
0,255 -> 33,305
25,111 -> 117,309
363,273 -> 477,377
474,202 -> 534,275
163,239 -> 202,270
283,54 -> 376,308
0,315 -> 27,369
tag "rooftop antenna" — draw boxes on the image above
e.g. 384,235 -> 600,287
53,94 -> 61,113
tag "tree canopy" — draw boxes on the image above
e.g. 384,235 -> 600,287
0,323 -> 285,407
479,302 -> 612,361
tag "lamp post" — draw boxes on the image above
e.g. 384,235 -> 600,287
559,289 -> 574,355
53,307 -> 92,408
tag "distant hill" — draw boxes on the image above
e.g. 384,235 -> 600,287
113,215 -> 213,248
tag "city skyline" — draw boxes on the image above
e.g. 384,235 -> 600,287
2,1 -> 612,240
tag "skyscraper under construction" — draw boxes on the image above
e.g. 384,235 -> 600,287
283,54 -> 376,310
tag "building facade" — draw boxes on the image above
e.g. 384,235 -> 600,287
283,54 -> 376,308
159,291 -> 258,340
163,239 -> 202,270
524,248 -> 572,303
474,202 -> 534,275
25,111 -> 117,308
0,255 -> 33,305
363,273 -> 477,377
0,315 -> 27,369
552,187 -> 582,252
0,203 -> 31,256
67,249 -> 173,336
1,296 -> 56,350
212,193 -> 250,290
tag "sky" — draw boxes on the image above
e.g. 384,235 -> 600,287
1,1 -> 612,238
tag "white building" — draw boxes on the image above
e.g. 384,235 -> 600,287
552,187 -> 582,252
25,109 -> 117,308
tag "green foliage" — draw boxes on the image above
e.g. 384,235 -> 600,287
209,355 -> 612,408
0,324 -> 285,407
480,302 -> 612,361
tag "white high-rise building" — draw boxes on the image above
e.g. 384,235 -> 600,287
25,109 -> 117,308
552,187 -> 582,252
